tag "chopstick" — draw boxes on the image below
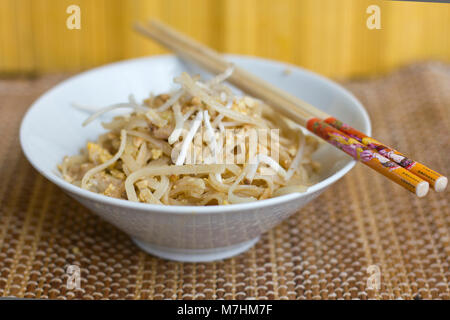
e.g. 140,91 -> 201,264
138,20 -> 448,193
134,20 -> 447,197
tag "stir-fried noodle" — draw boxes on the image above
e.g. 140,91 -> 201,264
60,70 -> 320,205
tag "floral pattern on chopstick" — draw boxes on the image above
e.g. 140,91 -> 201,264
306,117 -> 430,196
324,117 -> 449,192
325,116 -> 446,191
306,118 -> 400,170
324,117 -> 415,169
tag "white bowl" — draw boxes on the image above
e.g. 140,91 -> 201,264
20,55 -> 371,262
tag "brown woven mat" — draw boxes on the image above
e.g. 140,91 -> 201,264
0,63 -> 448,300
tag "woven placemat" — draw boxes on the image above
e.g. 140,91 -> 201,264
0,63 -> 448,300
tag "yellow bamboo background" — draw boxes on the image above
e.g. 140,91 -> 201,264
0,0 -> 449,78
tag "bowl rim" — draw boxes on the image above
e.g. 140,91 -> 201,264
20,54 -> 371,214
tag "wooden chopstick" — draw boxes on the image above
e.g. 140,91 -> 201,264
136,20 -> 447,193
142,20 -> 447,193
134,20 -> 445,197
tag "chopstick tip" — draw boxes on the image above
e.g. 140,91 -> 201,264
434,176 -> 448,192
416,181 -> 429,198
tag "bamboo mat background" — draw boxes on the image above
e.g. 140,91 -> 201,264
0,62 -> 449,300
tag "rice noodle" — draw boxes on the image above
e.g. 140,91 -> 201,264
153,176 -> 169,199
246,154 -> 287,182
80,95 -> 148,126
175,73 -> 266,128
211,98 -> 233,128
61,71 -> 319,205
125,164 -> 226,201
168,103 -> 185,144
81,130 -> 127,189
228,165 -> 257,204
203,110 -> 218,163
127,130 -> 172,156
202,109 -> 224,182
199,192 -> 226,205
285,131 -> 305,181
145,108 -> 168,127
207,65 -> 235,86
156,89 -> 184,112
175,111 -> 203,165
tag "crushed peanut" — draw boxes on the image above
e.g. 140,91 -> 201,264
87,143 -> 112,165
151,148 -> 163,160
136,180 -> 148,189
244,96 -> 257,108
103,183 -> 117,197
132,137 -> 144,148
190,96 -> 201,106
110,169 -> 125,180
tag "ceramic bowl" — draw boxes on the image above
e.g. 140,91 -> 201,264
20,55 -> 371,262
